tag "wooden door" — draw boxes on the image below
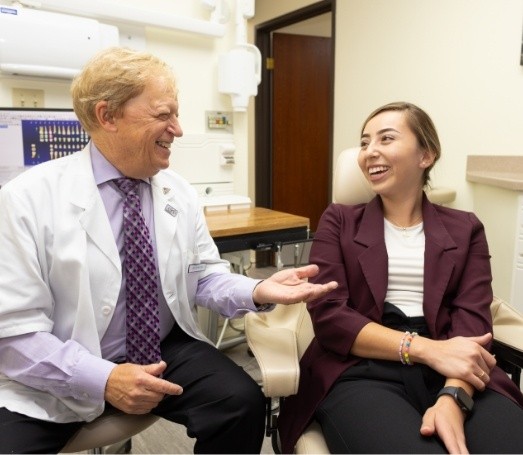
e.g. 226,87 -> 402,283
272,32 -> 332,232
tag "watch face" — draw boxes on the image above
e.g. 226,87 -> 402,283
438,387 -> 474,413
456,388 -> 474,412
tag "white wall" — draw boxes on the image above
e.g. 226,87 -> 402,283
0,0 -> 252,197
334,0 -> 523,212
252,0 -> 523,211
3,0 -> 523,208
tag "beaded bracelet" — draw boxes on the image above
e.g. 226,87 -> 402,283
402,331 -> 418,366
398,331 -> 410,365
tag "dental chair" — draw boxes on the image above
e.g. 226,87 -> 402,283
245,147 -> 523,454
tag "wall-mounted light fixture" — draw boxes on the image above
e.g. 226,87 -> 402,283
13,0 -> 227,37
218,0 -> 261,112
0,4 -> 120,78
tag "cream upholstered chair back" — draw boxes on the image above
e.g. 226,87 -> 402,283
332,147 -> 375,205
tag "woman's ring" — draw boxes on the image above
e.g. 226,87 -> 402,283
478,370 -> 485,379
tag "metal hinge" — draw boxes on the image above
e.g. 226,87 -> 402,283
266,57 -> 274,70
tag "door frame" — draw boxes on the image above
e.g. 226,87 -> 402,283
254,0 -> 336,208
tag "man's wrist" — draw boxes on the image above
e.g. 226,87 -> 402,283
251,279 -> 263,302
251,279 -> 276,311
254,303 -> 275,312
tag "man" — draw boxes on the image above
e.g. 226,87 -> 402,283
0,47 -> 337,454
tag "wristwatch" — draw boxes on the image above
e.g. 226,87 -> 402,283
255,303 -> 275,312
437,386 -> 474,413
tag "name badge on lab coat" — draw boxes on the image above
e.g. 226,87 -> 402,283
188,264 -> 206,273
165,204 -> 178,217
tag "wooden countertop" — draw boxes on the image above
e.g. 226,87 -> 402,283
466,155 -> 523,191
205,207 -> 309,238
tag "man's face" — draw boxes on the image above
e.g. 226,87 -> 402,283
110,77 -> 182,179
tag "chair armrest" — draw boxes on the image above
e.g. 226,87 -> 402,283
491,296 -> 523,352
295,421 -> 330,454
490,296 -> 523,387
245,310 -> 300,398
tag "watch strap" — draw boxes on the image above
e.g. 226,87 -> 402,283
437,386 -> 473,413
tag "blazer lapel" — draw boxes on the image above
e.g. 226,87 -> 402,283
421,196 -> 457,334
355,197 -> 389,311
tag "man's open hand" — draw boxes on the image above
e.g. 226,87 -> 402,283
253,264 -> 338,305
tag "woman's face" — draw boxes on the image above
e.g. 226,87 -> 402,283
358,110 -> 434,199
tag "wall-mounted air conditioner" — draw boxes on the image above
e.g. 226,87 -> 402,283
0,5 -> 119,79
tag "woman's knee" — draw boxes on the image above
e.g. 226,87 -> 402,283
466,391 -> 523,453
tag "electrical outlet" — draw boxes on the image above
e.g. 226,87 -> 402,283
12,88 -> 45,108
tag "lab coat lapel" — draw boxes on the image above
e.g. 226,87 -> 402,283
68,148 -> 120,270
355,197 -> 389,311
151,175 -> 179,283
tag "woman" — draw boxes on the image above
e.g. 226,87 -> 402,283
278,102 -> 523,454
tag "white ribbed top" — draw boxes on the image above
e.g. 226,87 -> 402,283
384,219 -> 425,317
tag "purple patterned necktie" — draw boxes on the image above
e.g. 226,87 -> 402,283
114,178 -> 161,365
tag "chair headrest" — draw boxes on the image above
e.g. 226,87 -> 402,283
333,147 -> 457,206
333,147 -> 375,205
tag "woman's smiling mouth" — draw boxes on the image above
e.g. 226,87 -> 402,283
368,165 -> 390,176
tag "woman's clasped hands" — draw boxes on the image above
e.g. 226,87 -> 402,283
414,332 -> 496,454
420,332 -> 496,390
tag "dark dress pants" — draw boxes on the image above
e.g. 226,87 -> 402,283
0,325 -> 265,454
315,305 -> 523,454
316,359 -> 523,454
